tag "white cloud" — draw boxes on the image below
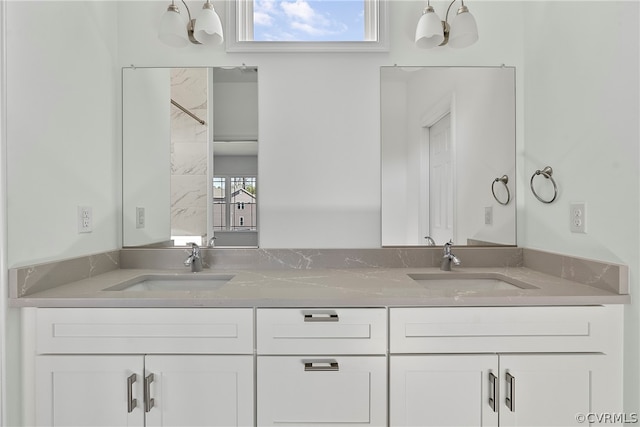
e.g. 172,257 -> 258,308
281,0 -> 316,23
254,11 -> 274,26
254,0 -> 278,27
279,0 -> 346,36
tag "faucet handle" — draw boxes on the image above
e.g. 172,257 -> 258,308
443,240 -> 454,256
187,242 -> 200,255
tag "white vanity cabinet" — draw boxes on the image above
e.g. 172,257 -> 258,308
256,308 -> 388,427
389,306 -> 623,427
24,302 -> 624,426
32,308 -> 254,427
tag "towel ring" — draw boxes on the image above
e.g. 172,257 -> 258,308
491,175 -> 511,206
530,166 -> 558,204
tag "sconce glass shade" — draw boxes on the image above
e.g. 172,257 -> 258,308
415,6 -> 444,49
448,5 -> 478,48
194,2 -> 224,45
159,4 -> 189,48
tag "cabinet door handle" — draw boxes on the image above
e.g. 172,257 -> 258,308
304,361 -> 339,371
127,374 -> 137,413
488,372 -> 497,413
505,372 -> 515,412
144,373 -> 155,413
304,313 -> 339,322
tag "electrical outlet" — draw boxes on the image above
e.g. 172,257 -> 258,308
570,202 -> 586,233
484,207 -> 493,225
78,206 -> 93,233
136,207 -> 145,229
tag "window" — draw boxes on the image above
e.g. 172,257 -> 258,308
226,0 -> 388,52
214,176 -> 257,231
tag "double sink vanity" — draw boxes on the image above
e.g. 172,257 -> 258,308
10,246 -> 629,426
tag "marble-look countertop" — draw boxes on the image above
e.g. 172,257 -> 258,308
9,266 -> 630,308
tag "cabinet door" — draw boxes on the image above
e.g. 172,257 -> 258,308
144,355 -> 254,427
390,355 -> 499,427
499,354 -> 615,426
257,356 -> 387,426
36,355 -> 144,427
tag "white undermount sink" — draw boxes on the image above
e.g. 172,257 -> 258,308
407,272 -> 537,291
105,274 -> 235,292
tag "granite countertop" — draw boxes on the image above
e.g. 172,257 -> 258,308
10,266 -> 630,308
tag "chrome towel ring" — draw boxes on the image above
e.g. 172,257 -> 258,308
491,175 -> 511,205
530,166 -> 558,204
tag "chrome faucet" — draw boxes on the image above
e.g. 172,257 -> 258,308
424,236 -> 436,246
184,243 -> 203,273
440,240 -> 461,271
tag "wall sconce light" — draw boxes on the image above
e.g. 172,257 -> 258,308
415,0 -> 478,49
159,0 -> 223,47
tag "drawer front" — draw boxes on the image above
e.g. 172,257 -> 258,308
36,308 -> 254,354
257,308 -> 387,355
257,355 -> 386,426
390,306 -> 620,354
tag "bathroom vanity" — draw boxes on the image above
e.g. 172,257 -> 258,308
11,247 -> 628,426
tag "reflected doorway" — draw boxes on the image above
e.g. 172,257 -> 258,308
422,113 -> 454,245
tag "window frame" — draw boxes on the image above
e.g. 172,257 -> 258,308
225,0 -> 389,52
213,175 -> 257,232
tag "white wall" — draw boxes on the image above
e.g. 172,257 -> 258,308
381,79 -> 410,244
117,0 -> 526,248
521,1 -> 640,413
5,1 -> 120,267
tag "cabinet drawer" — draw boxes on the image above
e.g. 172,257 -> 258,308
36,308 -> 253,354
390,306 -> 621,354
257,356 -> 386,426
256,308 -> 386,354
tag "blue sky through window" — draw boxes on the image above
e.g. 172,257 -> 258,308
253,0 -> 365,42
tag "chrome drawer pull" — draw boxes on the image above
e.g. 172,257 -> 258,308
488,372 -> 497,413
304,313 -> 339,322
304,362 -> 339,372
505,372 -> 515,412
144,373 -> 155,413
127,374 -> 137,413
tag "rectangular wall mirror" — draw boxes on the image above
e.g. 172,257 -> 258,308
381,66 -> 516,247
122,66 -> 259,248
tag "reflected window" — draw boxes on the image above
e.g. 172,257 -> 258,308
214,176 -> 257,231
